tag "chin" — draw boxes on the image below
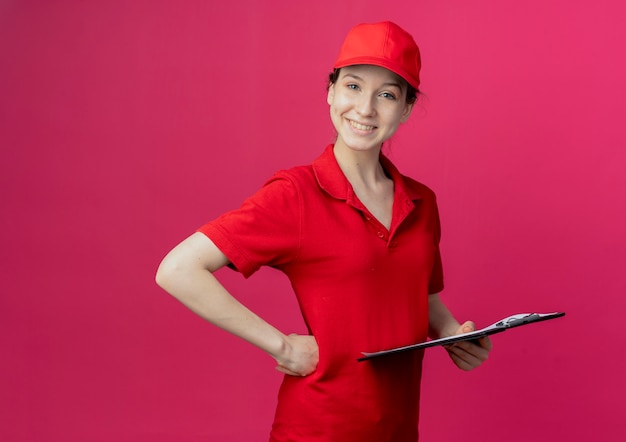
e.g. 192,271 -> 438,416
345,137 -> 385,152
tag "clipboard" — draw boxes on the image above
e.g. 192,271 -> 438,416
357,311 -> 565,361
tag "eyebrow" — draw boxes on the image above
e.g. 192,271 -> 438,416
342,73 -> 404,90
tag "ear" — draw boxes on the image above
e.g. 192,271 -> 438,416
400,102 -> 414,123
327,83 -> 335,106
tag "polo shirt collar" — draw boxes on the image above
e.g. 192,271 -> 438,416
312,144 -> 424,202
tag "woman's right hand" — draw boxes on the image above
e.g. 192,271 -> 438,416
275,334 -> 319,376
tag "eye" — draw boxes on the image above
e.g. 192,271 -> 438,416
346,83 -> 360,91
380,92 -> 397,100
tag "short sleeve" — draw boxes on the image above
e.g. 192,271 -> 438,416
428,198 -> 444,294
428,247 -> 444,294
197,172 -> 301,278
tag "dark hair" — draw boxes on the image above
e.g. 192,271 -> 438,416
327,68 -> 419,105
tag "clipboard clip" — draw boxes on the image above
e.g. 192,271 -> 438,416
496,313 -> 541,327
494,312 -> 566,329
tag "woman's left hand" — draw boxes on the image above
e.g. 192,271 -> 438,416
444,321 -> 493,371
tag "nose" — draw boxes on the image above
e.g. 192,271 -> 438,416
355,94 -> 376,117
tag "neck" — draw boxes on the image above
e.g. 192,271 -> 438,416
332,141 -> 387,189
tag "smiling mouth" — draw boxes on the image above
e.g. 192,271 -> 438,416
349,120 -> 376,131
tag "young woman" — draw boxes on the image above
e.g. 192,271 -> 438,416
156,21 -> 492,441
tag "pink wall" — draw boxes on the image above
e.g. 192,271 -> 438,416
1,1 -> 624,440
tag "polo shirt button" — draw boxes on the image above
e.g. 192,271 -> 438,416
377,231 -> 384,238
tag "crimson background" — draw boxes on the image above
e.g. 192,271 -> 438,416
1,1 -> 625,441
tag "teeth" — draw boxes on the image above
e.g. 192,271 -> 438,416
350,120 -> 375,131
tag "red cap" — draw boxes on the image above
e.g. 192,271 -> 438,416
334,21 -> 421,89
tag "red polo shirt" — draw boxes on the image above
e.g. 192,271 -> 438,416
198,144 -> 443,441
